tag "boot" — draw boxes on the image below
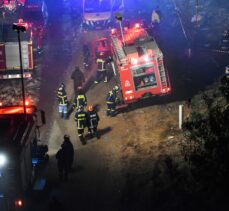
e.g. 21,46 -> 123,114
80,136 -> 86,145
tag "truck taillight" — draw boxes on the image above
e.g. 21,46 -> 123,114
15,199 -> 23,207
0,102 -> 2,106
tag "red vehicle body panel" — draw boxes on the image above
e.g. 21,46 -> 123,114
110,24 -> 171,104
0,44 -> 6,69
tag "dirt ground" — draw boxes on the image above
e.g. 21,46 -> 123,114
33,1 -> 201,209
40,28 -> 189,209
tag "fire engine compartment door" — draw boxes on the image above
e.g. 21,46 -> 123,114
131,63 -> 157,91
5,42 -> 29,69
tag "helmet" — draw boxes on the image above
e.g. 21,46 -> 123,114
77,86 -> 82,90
64,134 -> 70,140
88,105 -> 93,111
59,83 -> 65,89
113,85 -> 119,91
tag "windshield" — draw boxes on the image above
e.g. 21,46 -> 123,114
84,0 -> 111,13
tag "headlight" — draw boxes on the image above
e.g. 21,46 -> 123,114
0,153 -> 7,168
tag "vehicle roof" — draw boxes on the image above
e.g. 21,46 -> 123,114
0,23 -> 30,42
24,0 -> 43,7
124,39 -> 159,56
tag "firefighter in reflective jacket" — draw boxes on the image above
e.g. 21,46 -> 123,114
87,105 -> 100,139
106,85 -> 119,117
57,83 -> 68,119
74,105 -> 87,145
73,87 -> 87,109
94,58 -> 108,84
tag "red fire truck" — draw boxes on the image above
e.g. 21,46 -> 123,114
110,23 -> 171,104
0,104 -> 46,211
0,19 -> 34,79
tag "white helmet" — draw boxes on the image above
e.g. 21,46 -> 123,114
113,85 -> 119,91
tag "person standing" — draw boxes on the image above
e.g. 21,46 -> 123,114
71,66 -> 85,93
61,135 -> 74,170
87,105 -> 100,139
94,58 -> 108,84
106,86 -> 119,117
151,9 -> 160,24
56,146 -> 68,181
74,105 -> 88,145
73,87 -> 87,110
56,83 -> 68,119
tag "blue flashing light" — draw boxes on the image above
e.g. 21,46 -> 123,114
32,158 -> 38,165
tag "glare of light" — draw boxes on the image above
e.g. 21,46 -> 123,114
144,55 -> 149,62
167,87 -> 171,91
0,102 -> 2,106
131,57 -> 138,65
15,200 -> 23,207
135,23 -> 140,29
125,90 -> 133,94
111,28 -> 116,35
0,154 -> 7,168
129,96 -> 133,99
25,100 -> 30,106
162,88 -> 166,92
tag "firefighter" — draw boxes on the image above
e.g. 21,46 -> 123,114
94,58 -> 108,84
73,86 -> 87,110
74,105 -> 88,145
87,105 -> 100,139
61,135 -> 74,170
106,85 -> 119,117
56,83 -> 68,119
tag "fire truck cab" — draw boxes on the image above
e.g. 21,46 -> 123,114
0,105 -> 46,211
110,23 -> 171,104
93,37 -> 111,59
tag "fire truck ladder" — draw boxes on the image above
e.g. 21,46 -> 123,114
158,59 -> 168,88
111,36 -> 126,62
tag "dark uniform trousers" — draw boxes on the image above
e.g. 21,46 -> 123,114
75,112 -> 87,145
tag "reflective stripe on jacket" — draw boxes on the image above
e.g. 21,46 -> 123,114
97,58 -> 105,71
57,89 -> 68,105
75,111 -> 87,129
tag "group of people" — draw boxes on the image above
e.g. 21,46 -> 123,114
57,81 -> 100,145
